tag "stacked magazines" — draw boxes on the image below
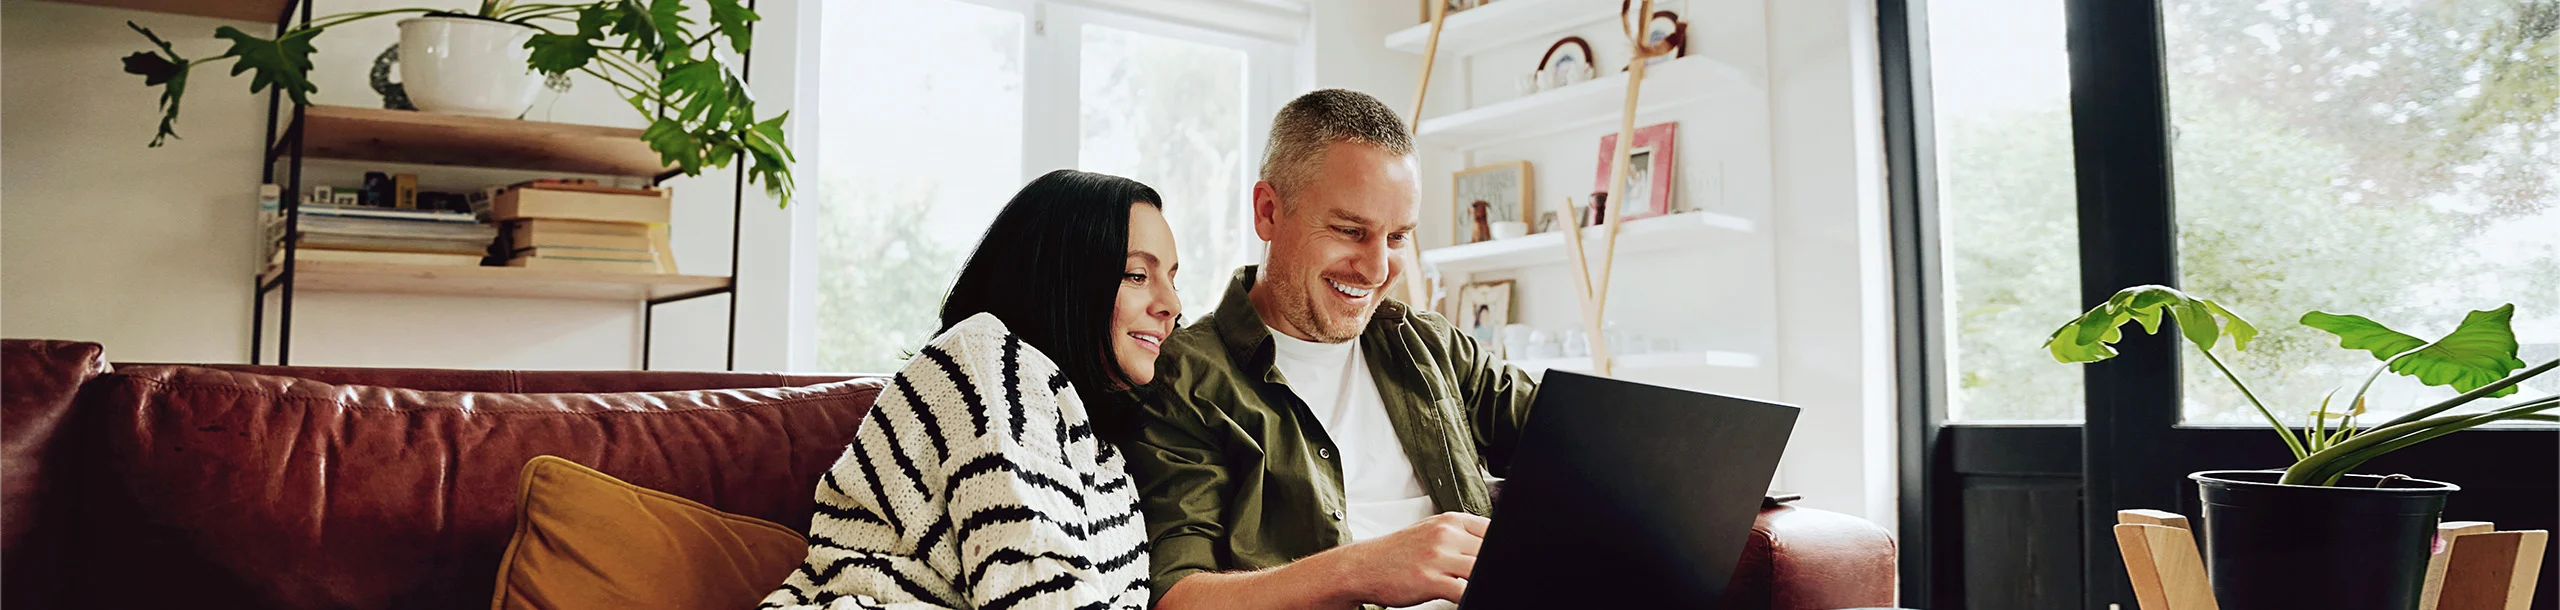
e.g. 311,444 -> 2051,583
265,204 -> 499,267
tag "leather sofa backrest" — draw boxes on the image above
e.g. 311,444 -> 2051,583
69,364 -> 884,610
1,339 -> 113,608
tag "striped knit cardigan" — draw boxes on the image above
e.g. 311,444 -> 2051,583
760,313 -> 1151,610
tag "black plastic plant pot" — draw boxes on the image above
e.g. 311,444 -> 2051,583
2191,470 -> 2457,610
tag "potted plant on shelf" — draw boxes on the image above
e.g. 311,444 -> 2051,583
2046,285 -> 2557,610
117,0 -> 793,203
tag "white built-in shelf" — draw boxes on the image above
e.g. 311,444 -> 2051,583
1508,350 -> 1762,374
1385,0 -> 1622,56
1414,56 -> 1754,149
1422,211 -> 1753,274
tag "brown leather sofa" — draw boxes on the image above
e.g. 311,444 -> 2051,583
1,338 -> 1895,609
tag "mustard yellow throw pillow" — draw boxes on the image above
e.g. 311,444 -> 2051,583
490,456 -> 807,610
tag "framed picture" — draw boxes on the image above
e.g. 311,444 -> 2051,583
1456,280 -> 1514,357
1453,161 -> 1534,244
1595,122 -> 1678,220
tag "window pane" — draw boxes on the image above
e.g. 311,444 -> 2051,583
814,0 -> 1025,372
1077,24 -> 1252,321
2166,0 -> 2560,424
1928,0 -> 2086,422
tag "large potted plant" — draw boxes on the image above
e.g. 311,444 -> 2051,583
117,0 -> 793,203
2047,285 -> 2557,610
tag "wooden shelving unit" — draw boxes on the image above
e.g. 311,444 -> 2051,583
1422,211 -> 1754,274
259,261 -> 731,302
285,105 -> 673,177
219,2 -> 748,369
49,0 -> 291,22
1415,56 -> 1754,149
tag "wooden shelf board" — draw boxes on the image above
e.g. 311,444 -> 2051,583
261,260 -> 730,301
1415,56 -> 1755,150
288,105 -> 671,178
48,0 -> 290,23
1385,0 -> 1622,56
1422,211 -> 1754,274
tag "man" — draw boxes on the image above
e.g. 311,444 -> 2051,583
1131,89 -> 1539,609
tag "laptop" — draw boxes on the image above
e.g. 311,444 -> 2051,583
1457,370 -> 1801,609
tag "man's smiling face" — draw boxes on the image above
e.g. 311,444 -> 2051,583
1252,141 -> 1420,344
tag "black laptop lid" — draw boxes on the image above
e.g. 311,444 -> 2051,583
1459,371 -> 1801,609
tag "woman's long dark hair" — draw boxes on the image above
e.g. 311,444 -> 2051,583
939,169 -> 1162,444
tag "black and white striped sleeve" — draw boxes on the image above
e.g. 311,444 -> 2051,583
760,315 -> 1143,610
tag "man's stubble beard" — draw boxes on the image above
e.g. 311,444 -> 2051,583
1264,262 -> 1371,344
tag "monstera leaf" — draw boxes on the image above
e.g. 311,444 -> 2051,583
2303,305 -> 2528,397
2045,285 -> 2259,363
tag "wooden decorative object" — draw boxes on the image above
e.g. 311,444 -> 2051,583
2436,530 -> 2548,610
2422,522 -> 2500,610
2113,512 -> 2547,610
2114,521 -> 2221,610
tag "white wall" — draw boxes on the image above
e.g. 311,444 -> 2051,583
1302,0 -> 1897,525
0,0 -> 801,371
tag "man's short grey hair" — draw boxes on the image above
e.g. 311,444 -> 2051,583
1259,89 -> 1414,198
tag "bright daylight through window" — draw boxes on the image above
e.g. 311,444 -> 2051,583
1929,0 -> 2085,422
2165,0 -> 2560,425
812,0 -> 1263,373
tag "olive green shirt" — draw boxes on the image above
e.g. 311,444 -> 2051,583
1129,266 -> 1539,605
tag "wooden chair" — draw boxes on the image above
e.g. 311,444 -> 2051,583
2113,510 -> 2547,610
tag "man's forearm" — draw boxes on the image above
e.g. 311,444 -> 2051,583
1154,552 -> 1359,610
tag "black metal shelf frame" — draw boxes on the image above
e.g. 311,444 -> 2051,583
247,0 -> 746,371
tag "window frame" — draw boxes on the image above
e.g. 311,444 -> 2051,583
785,0 -> 1301,372
1884,1 -> 2560,609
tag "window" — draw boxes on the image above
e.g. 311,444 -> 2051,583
2163,0 -> 2560,424
812,0 -> 1027,373
809,0 -> 1291,372
1077,23 -> 1255,320
1926,0 -> 2084,422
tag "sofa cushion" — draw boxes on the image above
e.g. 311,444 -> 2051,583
491,455 -> 808,610
73,365 -> 883,610
1,339 -> 112,608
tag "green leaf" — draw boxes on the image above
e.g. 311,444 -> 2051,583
2201,299 -> 2257,350
2044,285 -> 2256,364
123,22 -> 193,147
2309,305 -> 2528,397
707,0 -> 759,51
641,117 -> 705,171
609,0 -> 663,54
2302,311 -> 2428,361
213,26 -> 321,104
526,33 -> 599,74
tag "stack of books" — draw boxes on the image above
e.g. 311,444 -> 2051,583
490,181 -> 676,274
266,204 -> 498,267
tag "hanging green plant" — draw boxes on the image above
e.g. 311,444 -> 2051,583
118,0 -> 795,205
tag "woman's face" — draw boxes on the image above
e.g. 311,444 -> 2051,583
1112,203 -> 1182,386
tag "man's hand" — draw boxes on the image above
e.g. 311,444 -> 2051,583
1317,512 -> 1489,606
1154,512 -> 1491,610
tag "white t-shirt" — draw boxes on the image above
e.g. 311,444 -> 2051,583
1264,327 -> 1439,542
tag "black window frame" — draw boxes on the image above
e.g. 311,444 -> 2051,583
1881,1 -> 2560,608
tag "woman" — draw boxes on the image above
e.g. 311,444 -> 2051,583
762,170 -> 1178,610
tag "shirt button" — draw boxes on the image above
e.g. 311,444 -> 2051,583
1318,447 -> 1332,459
1330,509 -> 1344,520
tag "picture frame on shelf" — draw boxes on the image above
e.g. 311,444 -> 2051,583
1454,161 -> 1535,244
1457,280 -> 1515,358
1596,122 -> 1678,220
